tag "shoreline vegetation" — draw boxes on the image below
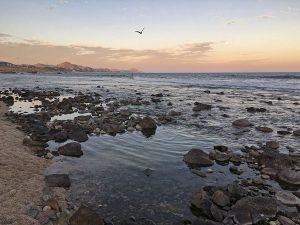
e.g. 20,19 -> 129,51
0,61 -> 140,74
0,84 -> 299,225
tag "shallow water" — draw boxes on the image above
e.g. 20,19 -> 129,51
47,127 -> 260,224
1,72 -> 300,223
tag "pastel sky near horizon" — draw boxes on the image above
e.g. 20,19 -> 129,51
0,0 -> 300,72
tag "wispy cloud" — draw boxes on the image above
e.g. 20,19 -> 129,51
0,33 -> 12,38
257,14 -> 273,20
281,6 -> 300,15
225,19 -> 240,26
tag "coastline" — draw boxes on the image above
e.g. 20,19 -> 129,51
0,101 -> 68,225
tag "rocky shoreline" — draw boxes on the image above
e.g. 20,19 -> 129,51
0,87 -> 299,225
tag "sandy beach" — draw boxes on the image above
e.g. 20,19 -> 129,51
0,102 -> 67,225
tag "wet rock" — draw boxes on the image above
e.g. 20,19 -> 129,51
69,206 -> 103,225
227,183 -> 247,201
246,107 -> 267,113
278,216 -> 295,225
58,142 -> 83,157
266,141 -> 280,150
191,169 -> 207,177
278,169 -> 300,186
191,191 -> 212,218
231,197 -> 277,225
210,204 -> 224,222
212,190 -> 230,207
45,174 -> 71,188
277,130 -> 292,135
54,131 -> 68,143
275,191 -> 300,206
215,152 -> 230,164
229,166 -> 243,175
69,127 -> 88,142
213,145 -> 228,152
184,149 -> 214,167
232,119 -> 253,128
293,129 -> 300,136
139,116 -> 157,130
255,126 -> 273,133
192,103 -> 212,111
262,168 -> 278,177
192,218 -> 222,225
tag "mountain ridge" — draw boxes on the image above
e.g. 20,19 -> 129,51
0,61 -> 141,73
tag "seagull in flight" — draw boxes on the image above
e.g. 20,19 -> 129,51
135,27 -> 145,34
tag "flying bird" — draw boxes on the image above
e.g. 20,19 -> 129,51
135,27 -> 145,34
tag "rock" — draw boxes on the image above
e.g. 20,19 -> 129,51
278,216 -> 295,225
293,129 -> 300,136
275,191 -> 300,207
229,166 -> 243,175
231,197 -> 277,225
192,103 -> 212,111
246,107 -> 267,113
43,206 -> 51,211
210,204 -> 223,222
191,169 -> 207,177
58,142 -> 83,157
139,116 -> 157,130
143,168 -> 154,177
127,127 -> 135,132
227,183 -> 247,201
215,152 -> 230,163
45,198 -> 61,212
278,169 -> 300,186
54,131 -> 68,143
69,206 -> 103,225
212,190 -> 230,207
69,127 -> 88,142
191,191 -> 212,218
277,130 -> 292,135
262,168 -> 278,177
255,126 -> 273,133
232,119 -> 253,128
266,141 -> 280,150
213,145 -> 228,152
193,218 -> 222,225
184,149 -> 214,167
45,174 -> 71,188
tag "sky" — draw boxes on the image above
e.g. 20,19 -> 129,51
0,0 -> 300,72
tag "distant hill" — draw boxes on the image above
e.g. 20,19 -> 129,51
0,61 -> 141,73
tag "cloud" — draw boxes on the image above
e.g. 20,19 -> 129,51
225,19 -> 240,26
281,6 -> 300,15
0,40 -> 215,67
0,33 -> 12,38
257,14 -> 273,20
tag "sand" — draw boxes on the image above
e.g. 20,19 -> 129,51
0,101 -> 48,225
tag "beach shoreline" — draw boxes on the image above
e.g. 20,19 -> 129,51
0,101 -> 68,225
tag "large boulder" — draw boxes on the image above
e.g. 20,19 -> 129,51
54,131 -> 68,143
184,149 -> 214,167
232,119 -> 253,128
231,197 -> 277,225
191,191 -> 213,218
58,142 -> 83,157
45,174 -> 71,188
69,206 -> 103,225
212,190 -> 230,207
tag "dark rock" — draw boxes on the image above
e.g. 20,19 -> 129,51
184,149 -> 214,167
54,131 -> 68,143
232,119 -> 253,127
255,126 -> 273,133
191,191 -> 213,218
45,174 -> 71,188
229,166 -> 243,175
293,129 -> 300,136
278,169 -> 300,186
58,142 -> 83,157
275,191 -> 300,206
277,130 -> 292,135
278,216 -> 296,225
246,107 -> 267,113
210,204 -> 223,222
192,218 -> 222,225
215,152 -> 230,164
139,116 -> 157,130
265,141 -> 279,150
192,103 -> 212,111
212,190 -> 230,207
69,206 -> 103,225
213,145 -> 228,152
69,127 -> 88,142
231,197 -> 277,225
